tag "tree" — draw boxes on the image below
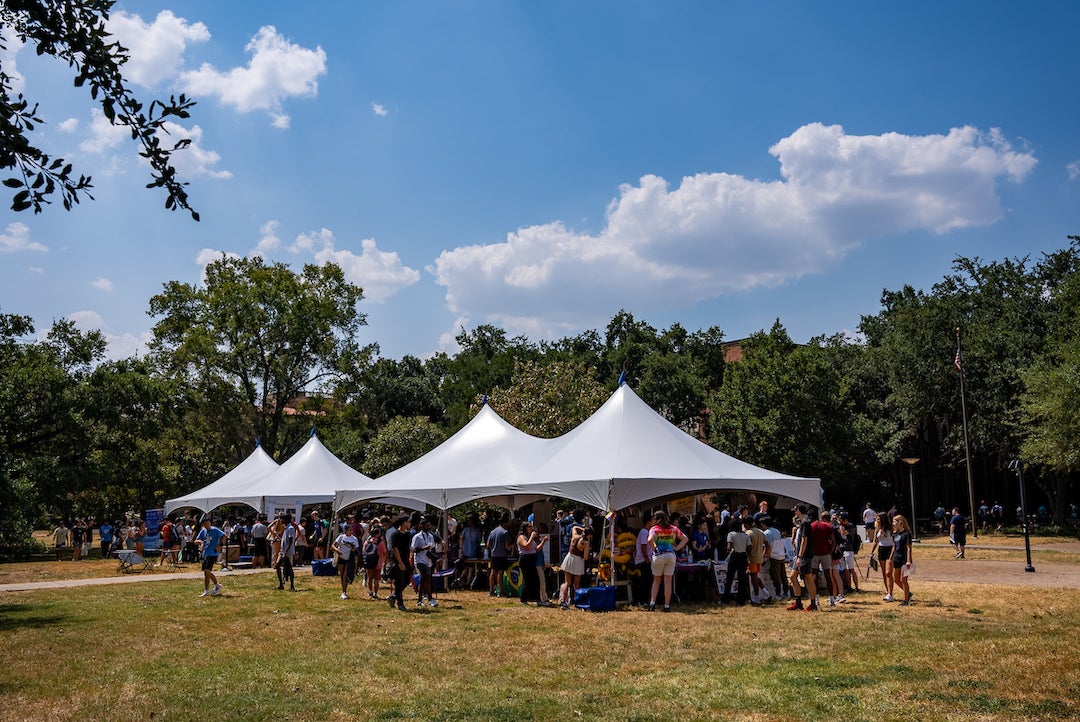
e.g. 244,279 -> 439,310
1,0 -> 199,217
438,324 -> 537,429
148,256 -> 371,458
361,415 -> 447,478
708,322 -> 859,500
486,358 -> 608,438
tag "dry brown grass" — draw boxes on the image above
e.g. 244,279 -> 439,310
1,569 -> 1078,721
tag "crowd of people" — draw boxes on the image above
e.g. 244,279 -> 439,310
46,500 -> 938,610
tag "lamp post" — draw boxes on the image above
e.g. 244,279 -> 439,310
901,457 -> 920,542
1008,459 -> 1035,573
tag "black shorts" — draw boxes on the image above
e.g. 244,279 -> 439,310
201,556 -> 218,571
415,563 -> 432,580
252,538 -> 269,557
490,556 -> 510,571
877,547 -> 892,562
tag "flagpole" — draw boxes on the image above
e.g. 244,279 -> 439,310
955,327 -> 978,539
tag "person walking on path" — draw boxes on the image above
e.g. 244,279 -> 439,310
194,518 -> 225,597
950,507 -> 967,559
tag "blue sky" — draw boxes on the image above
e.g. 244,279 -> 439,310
3,2 -> 1078,364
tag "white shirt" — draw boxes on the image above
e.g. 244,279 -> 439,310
863,508 -> 876,525
411,530 -> 435,566
634,526 -> 652,564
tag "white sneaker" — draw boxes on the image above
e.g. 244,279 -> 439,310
837,595 -> 847,603
429,599 -> 438,608
340,592 -> 348,600
199,590 -> 209,597
210,583 -> 222,596
883,594 -> 894,602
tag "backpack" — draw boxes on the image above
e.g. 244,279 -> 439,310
848,528 -> 862,553
362,537 -> 379,566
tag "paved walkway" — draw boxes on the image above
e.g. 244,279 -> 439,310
0,566 -> 275,593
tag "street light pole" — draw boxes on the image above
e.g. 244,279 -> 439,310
1009,459 -> 1035,573
902,457 -> 920,542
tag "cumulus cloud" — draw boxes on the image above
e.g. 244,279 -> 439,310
107,10 -> 210,87
1,222 -> 47,253
91,277 -> 114,292
104,330 -> 153,360
58,118 -> 79,133
1068,160 -> 1080,182
79,108 -> 130,154
252,220 -> 282,257
179,26 -> 326,126
159,121 -> 232,179
0,29 -> 25,94
68,310 -> 104,330
432,123 -> 1037,336
196,247 -> 242,266
282,228 -> 420,301
372,102 -> 388,117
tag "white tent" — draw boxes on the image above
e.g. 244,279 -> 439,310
164,444 -> 279,515
334,403 -> 557,512
521,383 -> 823,511
250,433 -> 420,515
334,384 -> 822,513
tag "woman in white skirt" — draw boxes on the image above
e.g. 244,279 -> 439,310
558,525 -> 590,608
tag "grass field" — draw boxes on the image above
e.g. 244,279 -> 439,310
2,558 -> 1079,722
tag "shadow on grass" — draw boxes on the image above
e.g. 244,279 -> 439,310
0,602 -> 67,631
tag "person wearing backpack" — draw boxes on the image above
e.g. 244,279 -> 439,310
363,525 -> 386,599
274,513 -> 297,591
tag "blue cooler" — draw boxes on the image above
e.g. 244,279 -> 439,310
573,585 -> 616,611
311,558 -> 336,576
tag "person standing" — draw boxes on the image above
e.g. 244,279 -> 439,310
331,523 -> 358,600
516,521 -> 542,606
862,503 -> 877,543
275,513 -> 297,591
411,517 -> 438,608
363,525 -> 386,599
133,518 -> 146,556
194,518 -> 225,597
891,514 -> 914,605
868,513 -> 895,601
250,515 -> 269,567
52,519 -> 70,561
745,516 -> 769,604
720,517 -> 751,606
70,519 -> 85,562
487,513 -> 512,597
633,513 -> 655,608
647,511 -> 688,612
950,507 -> 967,559
385,515 -> 412,611
309,511 -> 325,560
98,519 -> 114,561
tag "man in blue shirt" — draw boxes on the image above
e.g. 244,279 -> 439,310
98,520 -> 114,560
195,518 -> 225,597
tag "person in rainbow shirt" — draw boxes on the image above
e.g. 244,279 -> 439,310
646,511 -> 689,612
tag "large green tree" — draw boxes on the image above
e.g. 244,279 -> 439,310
148,256 -> 371,459
486,358 -> 609,437
1,0 -> 198,217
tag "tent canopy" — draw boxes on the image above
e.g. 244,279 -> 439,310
335,404 -> 557,512
334,385 -> 822,513
164,445 -> 279,515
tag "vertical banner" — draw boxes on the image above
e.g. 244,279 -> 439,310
144,508 -> 165,552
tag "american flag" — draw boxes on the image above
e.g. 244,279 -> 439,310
954,348 -> 964,376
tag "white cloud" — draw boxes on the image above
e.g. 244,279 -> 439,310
104,330 -> 153,360
196,248 -> 243,266
107,10 -> 210,87
0,222 -> 47,253
252,220 -> 282,257
68,310 -> 104,330
1068,160 -> 1080,181
91,277 -> 114,292
159,121 -> 232,179
58,118 -> 79,133
432,123 -> 1038,338
372,102 -> 388,117
179,26 -> 327,126
80,108 -> 130,154
0,29 -> 25,94
28,266 -> 44,275
282,228 -> 420,301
